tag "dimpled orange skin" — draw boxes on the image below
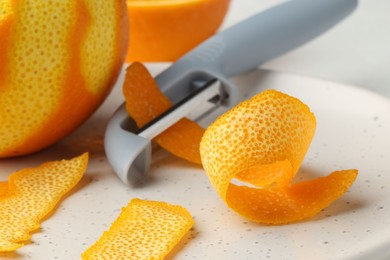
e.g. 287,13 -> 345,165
0,0 -> 129,157
201,90 -> 317,197
0,153 -> 88,251
126,0 -> 230,61
82,199 -> 194,259
200,90 -> 358,224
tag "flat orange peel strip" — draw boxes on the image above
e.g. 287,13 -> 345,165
123,62 -> 204,164
82,198 -> 194,259
200,90 -> 358,224
0,153 -> 88,252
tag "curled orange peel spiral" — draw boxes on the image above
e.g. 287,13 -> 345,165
0,153 -> 88,252
82,199 -> 194,259
200,90 -> 358,224
123,62 -> 204,164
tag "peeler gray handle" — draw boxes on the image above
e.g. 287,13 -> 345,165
157,0 -> 358,105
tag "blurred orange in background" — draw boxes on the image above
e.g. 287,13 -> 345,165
126,0 -> 231,62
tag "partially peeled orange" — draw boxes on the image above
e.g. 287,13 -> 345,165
0,0 -> 129,157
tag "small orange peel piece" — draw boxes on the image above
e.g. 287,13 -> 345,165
123,62 -> 172,127
82,198 -> 194,259
0,153 -> 88,252
200,90 -> 358,224
123,62 -> 204,164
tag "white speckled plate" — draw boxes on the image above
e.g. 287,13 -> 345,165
1,66 -> 389,260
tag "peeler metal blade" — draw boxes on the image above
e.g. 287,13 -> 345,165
105,0 -> 358,185
105,80 -> 224,185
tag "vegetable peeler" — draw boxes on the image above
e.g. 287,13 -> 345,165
105,0 -> 358,185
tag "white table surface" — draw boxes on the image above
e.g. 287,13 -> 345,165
225,0 -> 390,99
1,1 -> 390,259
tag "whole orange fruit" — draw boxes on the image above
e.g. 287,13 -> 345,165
126,0 -> 231,62
0,0 -> 129,157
